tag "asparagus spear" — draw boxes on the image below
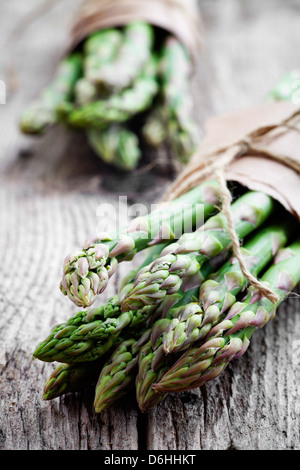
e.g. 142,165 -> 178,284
43,360 -> 103,400
136,289 -> 200,412
33,288 -> 184,364
162,221 -> 292,354
122,191 -> 275,312
94,329 -> 152,413
41,295 -> 181,401
32,301 -> 160,364
92,22 -> 154,93
87,125 -> 141,171
78,28 -> 142,170
74,78 -> 98,107
34,245 -> 177,363
142,104 -> 167,148
75,29 -> 123,106
62,55 -> 159,130
135,321 -> 170,413
83,28 -> 123,85
159,37 -> 200,163
35,248 -> 216,366
267,69 -> 300,103
135,221 -> 290,409
154,240 -> 300,393
60,180 -> 221,308
20,53 -> 82,134
36,329 -> 121,364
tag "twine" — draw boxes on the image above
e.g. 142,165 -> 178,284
163,107 -> 300,304
215,169 -> 280,304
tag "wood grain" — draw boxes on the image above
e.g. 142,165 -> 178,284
0,0 -> 300,450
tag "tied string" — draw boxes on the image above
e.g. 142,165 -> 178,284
163,107 -> 300,304
163,109 -> 300,201
215,169 -> 280,304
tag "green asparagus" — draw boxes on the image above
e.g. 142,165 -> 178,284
83,29 -> 123,85
87,125 -> 141,171
64,56 -> 159,130
20,53 -> 82,134
267,69 -> 300,103
74,78 -> 98,106
94,329 -> 151,412
154,240 -> 300,393
34,245 -> 176,363
159,37 -> 200,163
122,191 -> 275,312
92,22 -> 154,93
43,360 -> 103,400
75,29 -> 123,106
136,289 -> 199,412
142,104 -> 167,148
60,180 -> 221,308
162,221 -> 292,354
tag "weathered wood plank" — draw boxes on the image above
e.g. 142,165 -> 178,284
0,0 -> 300,451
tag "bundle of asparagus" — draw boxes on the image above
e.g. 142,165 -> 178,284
33,174 -> 300,413
19,21 -> 200,172
29,60 -> 300,413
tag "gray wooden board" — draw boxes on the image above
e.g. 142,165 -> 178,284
0,0 -> 300,450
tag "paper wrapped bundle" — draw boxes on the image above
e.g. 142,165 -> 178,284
162,100 -> 300,219
20,0 -> 204,172
69,0 -> 202,64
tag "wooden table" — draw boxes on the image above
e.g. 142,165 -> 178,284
1,0 -> 300,450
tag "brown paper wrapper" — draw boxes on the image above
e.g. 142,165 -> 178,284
162,101 -> 300,221
68,0 -> 203,65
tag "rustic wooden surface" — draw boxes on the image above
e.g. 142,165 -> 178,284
1,0 -> 300,451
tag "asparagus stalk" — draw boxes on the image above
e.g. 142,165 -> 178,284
33,301 -> 159,364
83,28 -> 123,85
267,69 -> 300,103
92,22 -> 154,93
41,296 -> 181,401
60,180 -> 221,308
136,322 -> 170,413
34,245 -> 176,363
134,221 -> 289,409
33,289 -> 184,365
136,289 -> 200,412
162,221 -> 292,354
35,328 -> 121,364
75,29 -> 123,106
79,28 -> 142,170
94,329 -> 152,413
74,78 -> 98,107
142,104 -> 167,148
159,37 -> 200,163
20,53 -> 82,134
154,240 -> 300,393
63,55 -> 159,130
122,191 -> 275,312
87,125 -> 141,171
43,360 -> 104,400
